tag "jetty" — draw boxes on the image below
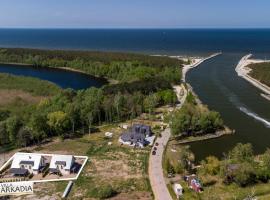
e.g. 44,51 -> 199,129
236,54 -> 270,100
181,52 -> 222,82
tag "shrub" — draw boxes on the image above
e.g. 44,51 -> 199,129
87,184 -> 117,199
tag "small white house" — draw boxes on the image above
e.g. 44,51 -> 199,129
10,153 -> 45,176
173,183 -> 183,198
49,155 -> 75,175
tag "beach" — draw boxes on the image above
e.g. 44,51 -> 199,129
235,54 -> 270,100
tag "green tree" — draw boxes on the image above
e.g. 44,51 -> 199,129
5,116 -> 21,144
178,146 -> 195,171
229,143 -> 254,163
171,111 -> 191,135
200,156 -> 220,175
66,103 -> 80,134
79,88 -> 103,134
143,93 -> 159,115
256,149 -> 270,182
27,112 -> 48,143
234,162 -> 255,186
16,127 -> 33,147
0,122 -> 9,145
47,111 -> 69,136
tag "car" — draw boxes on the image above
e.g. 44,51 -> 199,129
153,147 -> 157,151
155,142 -> 159,146
152,151 -> 156,155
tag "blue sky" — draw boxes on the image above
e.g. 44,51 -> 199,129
0,0 -> 270,28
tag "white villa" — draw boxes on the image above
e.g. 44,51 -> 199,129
10,152 -> 46,176
49,155 -> 75,175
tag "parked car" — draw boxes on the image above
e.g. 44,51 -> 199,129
153,147 -> 157,151
155,142 -> 159,146
152,151 -> 156,155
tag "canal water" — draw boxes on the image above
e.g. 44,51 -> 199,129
0,64 -> 106,90
187,53 -> 270,161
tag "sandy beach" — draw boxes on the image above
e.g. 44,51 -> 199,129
235,54 -> 270,100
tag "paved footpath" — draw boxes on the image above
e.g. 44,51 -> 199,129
149,128 -> 172,200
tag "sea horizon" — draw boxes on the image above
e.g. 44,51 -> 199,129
0,28 -> 270,56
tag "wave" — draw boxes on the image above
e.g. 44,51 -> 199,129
239,107 -> 270,128
209,73 -> 270,128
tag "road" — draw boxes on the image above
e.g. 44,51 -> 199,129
149,83 -> 188,200
149,128 -> 172,200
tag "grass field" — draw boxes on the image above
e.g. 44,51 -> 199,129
0,73 -> 61,96
248,62 -> 270,87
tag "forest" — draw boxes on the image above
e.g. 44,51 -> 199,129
0,48 -> 181,150
0,48 -> 184,83
171,92 -> 224,136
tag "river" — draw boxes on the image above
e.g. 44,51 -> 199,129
187,53 -> 270,161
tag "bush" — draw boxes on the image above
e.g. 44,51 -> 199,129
233,162 -> 256,187
200,156 -> 220,176
87,184 -> 117,199
164,158 -> 175,175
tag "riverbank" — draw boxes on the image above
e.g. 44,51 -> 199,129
180,52 -> 222,82
235,54 -> 270,100
172,126 -> 234,145
0,62 -> 112,85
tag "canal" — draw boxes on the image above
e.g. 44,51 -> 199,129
187,53 -> 270,161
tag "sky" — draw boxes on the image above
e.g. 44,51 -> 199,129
0,0 -> 270,28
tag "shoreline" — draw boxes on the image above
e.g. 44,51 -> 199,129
235,54 -> 270,100
173,126 -> 234,145
0,62 -> 115,85
180,52 -> 222,82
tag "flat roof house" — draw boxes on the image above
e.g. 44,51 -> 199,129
10,153 -> 45,176
119,124 -> 152,148
49,155 -> 75,175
